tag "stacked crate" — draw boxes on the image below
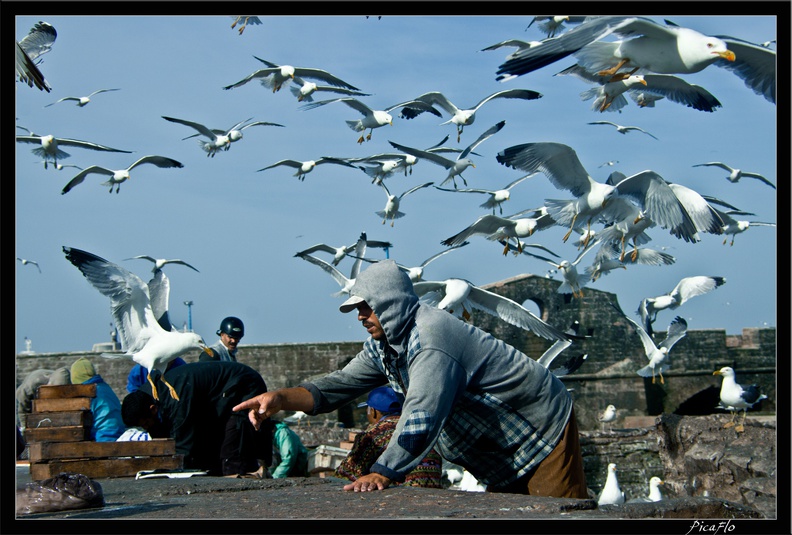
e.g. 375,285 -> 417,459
24,383 -> 183,480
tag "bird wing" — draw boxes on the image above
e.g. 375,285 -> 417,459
296,243 -> 339,257
713,36 -> 776,103
741,172 -> 776,188
536,338 -> 573,368
88,88 -> 121,97
419,242 -> 469,268
126,155 -> 184,171
399,182 -> 434,200
222,67 -> 279,90
471,88 -> 543,111
295,252 -> 352,290
61,166 -> 114,194
441,214 -> 510,246
52,137 -> 132,153
388,141 -> 454,169
639,74 -> 722,112
162,116 -> 216,140
672,276 -> 726,305
238,120 -> 285,131
258,159 -> 303,171
161,259 -> 200,272
63,246 -> 162,353
292,67 -> 360,90
16,41 -> 50,92
620,310 -> 660,359
147,269 -> 174,331
496,141 -> 592,197
659,316 -> 687,351
460,120 -> 506,159
18,21 -> 57,61
467,285 -> 572,341
550,354 -> 588,377
667,183 -> 725,236
693,161 -> 732,172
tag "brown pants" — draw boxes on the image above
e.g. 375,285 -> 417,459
488,408 -> 589,498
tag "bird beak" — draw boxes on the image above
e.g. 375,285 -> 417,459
639,78 -> 647,86
717,50 -> 736,62
713,370 -> 721,375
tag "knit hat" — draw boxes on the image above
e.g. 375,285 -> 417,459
70,358 -> 96,384
48,367 -> 72,386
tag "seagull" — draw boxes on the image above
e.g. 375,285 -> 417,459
294,251 -> 356,297
288,75 -> 371,103
376,181 -> 434,227
125,255 -> 200,273
518,240 -> 600,299
223,56 -> 361,94
627,477 -> 665,503
346,135 -> 465,182
434,173 -> 536,215
37,161 -> 82,171
638,276 -> 726,336
17,258 -> 42,273
444,210 -> 558,257
16,21 -> 56,92
296,233 -> 393,267
283,411 -> 310,425
536,320 -> 588,376
16,126 -> 132,169
594,197 -> 655,262
585,242 -> 675,282
587,120 -> 658,139
62,246 -> 210,401
146,268 -> 178,332
300,96 -> 441,144
622,310 -> 688,385
556,63 -> 722,113
45,88 -> 120,108
398,89 -> 541,142
257,157 -> 356,181
230,16 -> 262,35
495,16 -> 775,104
162,116 -> 284,157
350,242 -> 469,283
712,209 -> 776,246
389,120 -> 506,188
692,162 -> 776,190
713,366 -> 768,433
480,38 -> 544,60
526,15 -> 588,37
597,405 -> 618,431
61,155 -> 184,194
599,160 -> 619,168
412,278 -> 574,342
597,463 -> 625,505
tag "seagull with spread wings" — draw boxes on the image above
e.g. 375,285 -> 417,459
376,181 -> 435,227
125,256 -> 200,273
712,208 -> 776,246
257,156 -> 356,181
63,246 -> 210,401
389,120 -> 506,189
637,275 -> 725,336
693,161 -> 776,189
16,126 -> 132,169
45,88 -> 120,108
398,89 -> 541,142
526,15 -> 588,37
434,173 -> 536,214
17,258 -> 42,273
16,21 -> 56,92
61,155 -> 184,195
288,75 -> 371,103
620,308 -> 688,385
443,208 -> 557,256
162,116 -> 284,157
587,120 -> 658,139
223,56 -> 361,94
296,232 -> 393,267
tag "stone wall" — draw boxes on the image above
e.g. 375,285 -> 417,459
16,275 -> 775,432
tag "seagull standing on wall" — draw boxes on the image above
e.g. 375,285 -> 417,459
713,366 -> 767,433
597,463 -> 625,505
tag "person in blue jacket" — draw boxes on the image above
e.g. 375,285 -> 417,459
70,357 -> 126,442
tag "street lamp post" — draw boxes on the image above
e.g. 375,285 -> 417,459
184,301 -> 193,332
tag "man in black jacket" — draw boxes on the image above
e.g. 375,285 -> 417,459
122,360 -> 272,477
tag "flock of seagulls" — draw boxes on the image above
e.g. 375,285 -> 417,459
16,16 -> 774,497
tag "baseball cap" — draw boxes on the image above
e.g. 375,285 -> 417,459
357,386 -> 404,415
339,295 -> 366,313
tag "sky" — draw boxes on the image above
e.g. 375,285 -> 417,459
14,9 -> 782,356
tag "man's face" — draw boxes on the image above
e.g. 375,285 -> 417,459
356,302 -> 385,340
221,332 -> 241,351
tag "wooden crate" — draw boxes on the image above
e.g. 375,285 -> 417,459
25,384 -> 184,479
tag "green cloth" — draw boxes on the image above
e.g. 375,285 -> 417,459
70,358 -> 96,384
271,422 -> 308,478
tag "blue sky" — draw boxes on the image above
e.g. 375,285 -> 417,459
15,11 -> 780,355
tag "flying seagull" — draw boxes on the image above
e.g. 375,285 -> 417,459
223,56 -> 361,93
526,15 -> 588,37
712,208 -> 776,246
45,88 -> 120,108
692,161 -> 776,190
713,366 -> 768,433
376,181 -> 435,227
16,126 -> 132,169
62,246 -> 210,401
17,258 -> 42,273
443,209 -> 557,256
434,173 -> 536,214
637,275 -> 726,336
257,157 -> 356,181
621,310 -> 688,385
288,75 -> 371,103
125,256 -> 200,273
587,120 -> 658,139
61,155 -> 184,195
162,116 -> 284,157
230,16 -> 262,35
296,233 -> 392,267
16,21 -> 56,92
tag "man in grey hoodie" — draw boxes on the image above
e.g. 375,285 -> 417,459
234,260 -> 588,498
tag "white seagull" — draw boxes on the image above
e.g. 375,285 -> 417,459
17,258 -> 42,273
587,120 -> 658,139
433,173 -> 536,215
692,161 -> 776,190
398,89 -> 541,142
16,126 -> 132,169
62,246 -> 210,401
597,404 -> 618,431
61,155 -> 184,195
45,88 -> 120,108
162,116 -> 284,157
712,209 -> 776,246
519,240 -> 601,299
351,242 -> 469,283
585,242 -> 675,282
442,208 -> 557,255
300,96 -> 441,144
637,275 -> 726,336
296,232 -> 392,267
627,477 -> 665,503
257,157 -> 356,181
376,181 -> 434,227
536,320 -> 588,377
125,255 -> 200,273
294,251 -> 356,297
495,16 -> 775,104
413,278 -> 574,342
597,463 -> 625,505
16,21 -> 56,92
346,135 -> 463,183
713,366 -> 768,433
289,75 -> 371,103
526,15 -> 588,37
223,56 -> 361,94
389,120 -> 506,189
622,311 -> 688,385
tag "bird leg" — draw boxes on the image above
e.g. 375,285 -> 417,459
366,130 -> 373,141
723,411 -> 736,428
735,410 -> 747,433
357,134 -> 366,144
502,242 -> 511,256
659,370 -> 665,385
147,373 -> 160,401
163,378 -> 180,401
562,214 -> 579,243
597,59 -> 631,77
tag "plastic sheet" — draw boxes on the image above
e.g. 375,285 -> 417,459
16,472 -> 104,515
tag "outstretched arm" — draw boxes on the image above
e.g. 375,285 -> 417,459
233,387 -> 314,430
